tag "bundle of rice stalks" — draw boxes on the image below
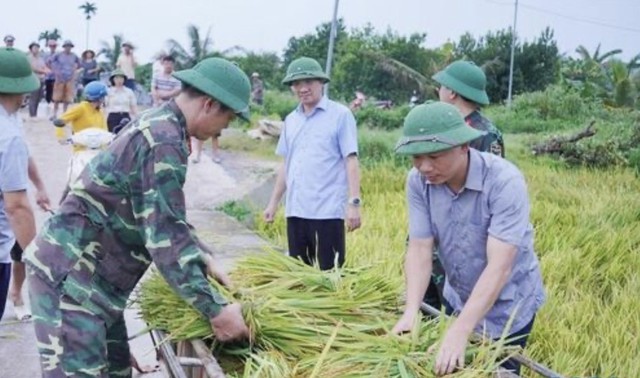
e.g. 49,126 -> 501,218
138,250 -> 511,377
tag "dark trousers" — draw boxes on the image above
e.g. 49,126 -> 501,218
29,82 -> 44,117
444,303 -> 536,375
0,262 -> 10,320
286,217 -> 345,270
44,79 -> 55,103
107,112 -> 131,134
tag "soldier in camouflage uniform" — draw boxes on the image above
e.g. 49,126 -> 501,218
415,60 -> 506,312
24,57 -> 252,378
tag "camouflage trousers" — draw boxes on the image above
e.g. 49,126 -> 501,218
423,249 -> 446,311
406,236 -> 447,311
27,269 -> 132,378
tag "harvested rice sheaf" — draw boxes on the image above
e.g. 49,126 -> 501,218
138,250 -> 508,377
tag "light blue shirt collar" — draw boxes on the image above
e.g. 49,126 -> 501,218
464,149 -> 484,192
295,95 -> 329,116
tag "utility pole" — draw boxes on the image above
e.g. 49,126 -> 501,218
507,0 -> 519,107
325,0 -> 340,96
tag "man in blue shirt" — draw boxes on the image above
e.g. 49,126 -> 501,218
0,47 -> 41,320
391,102 -> 545,375
263,57 -> 362,270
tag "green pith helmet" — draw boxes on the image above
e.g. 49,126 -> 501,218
395,102 -> 486,155
282,57 -> 330,85
432,60 -> 490,105
109,68 -> 128,85
0,48 -> 40,94
173,57 -> 251,121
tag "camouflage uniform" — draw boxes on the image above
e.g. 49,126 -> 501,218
466,110 -> 505,158
25,100 -> 228,377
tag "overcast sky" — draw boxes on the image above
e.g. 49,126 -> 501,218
1,0 -> 637,64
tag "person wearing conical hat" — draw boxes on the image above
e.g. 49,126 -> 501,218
263,57 -> 362,271
0,47 -> 49,321
25,57 -> 252,377
391,102 -> 545,375
433,60 -> 505,157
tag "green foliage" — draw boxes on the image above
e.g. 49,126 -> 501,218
354,105 -> 410,131
98,34 -> 123,71
628,148 -> 640,177
135,63 -> 152,91
331,26 -> 442,103
561,47 -> 640,109
357,128 -> 408,169
453,27 -> 560,104
79,2 -> 97,20
167,24 -> 218,70
485,85 -> 598,134
38,29 -> 62,42
229,52 -> 282,90
216,200 -> 252,222
262,91 -> 298,120
283,19 -> 347,69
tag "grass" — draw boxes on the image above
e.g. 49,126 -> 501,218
216,200 -> 253,222
219,131 -> 279,160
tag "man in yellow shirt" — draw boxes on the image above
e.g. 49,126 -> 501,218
53,81 -> 109,201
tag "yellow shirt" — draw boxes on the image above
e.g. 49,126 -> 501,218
56,101 -> 108,152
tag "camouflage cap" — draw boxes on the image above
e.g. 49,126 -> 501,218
282,57 -> 330,85
432,60 -> 490,105
173,57 -> 251,121
395,102 -> 486,155
0,48 -> 40,94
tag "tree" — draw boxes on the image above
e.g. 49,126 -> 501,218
166,24 -> 217,69
98,34 -> 124,71
452,27 -> 560,103
576,44 -> 622,64
282,19 -> 347,69
332,27 -> 440,103
79,2 -> 97,50
228,51 -> 282,90
38,29 -> 62,43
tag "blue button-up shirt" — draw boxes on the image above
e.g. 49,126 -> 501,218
0,106 -> 29,263
407,149 -> 545,337
276,96 -> 358,219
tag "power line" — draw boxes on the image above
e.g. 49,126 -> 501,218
483,0 -> 640,34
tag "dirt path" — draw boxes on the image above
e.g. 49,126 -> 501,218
0,110 -> 277,377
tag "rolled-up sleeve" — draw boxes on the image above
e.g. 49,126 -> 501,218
131,142 -> 227,319
488,172 -> 530,246
407,169 -> 433,240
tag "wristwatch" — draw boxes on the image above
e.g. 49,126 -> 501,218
348,197 -> 362,207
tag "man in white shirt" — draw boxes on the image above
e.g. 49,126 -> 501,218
116,41 -> 137,91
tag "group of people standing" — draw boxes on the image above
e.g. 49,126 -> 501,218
13,35 -> 139,129
1,30 -> 544,375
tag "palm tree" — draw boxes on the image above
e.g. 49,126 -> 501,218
98,34 -> 124,71
38,29 -> 62,43
79,2 -> 98,50
166,24 -> 215,69
576,44 -> 622,64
